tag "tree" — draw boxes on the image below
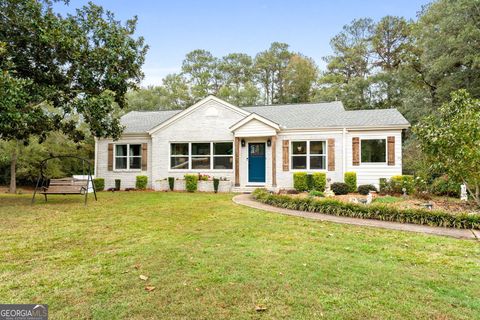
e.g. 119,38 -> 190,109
0,0 -> 148,192
181,49 -> 221,99
414,90 -> 480,205
284,54 -> 318,103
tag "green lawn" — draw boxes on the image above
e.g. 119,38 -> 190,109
0,192 -> 478,319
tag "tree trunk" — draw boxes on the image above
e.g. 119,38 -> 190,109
9,141 -> 18,194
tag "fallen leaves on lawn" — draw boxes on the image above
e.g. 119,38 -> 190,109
145,286 -> 155,292
139,275 -> 148,281
134,264 -> 141,270
255,305 -> 267,312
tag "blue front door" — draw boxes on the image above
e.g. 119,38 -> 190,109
248,143 -> 266,183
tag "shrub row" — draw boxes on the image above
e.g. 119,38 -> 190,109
293,172 -> 326,192
252,189 -> 479,229
379,175 -> 414,195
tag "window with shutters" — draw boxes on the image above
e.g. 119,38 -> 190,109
291,140 -> 327,170
170,142 -> 233,170
360,139 -> 386,163
115,144 -> 142,170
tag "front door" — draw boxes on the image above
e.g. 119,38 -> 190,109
248,143 -> 266,183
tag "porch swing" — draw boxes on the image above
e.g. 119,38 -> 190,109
31,156 -> 97,205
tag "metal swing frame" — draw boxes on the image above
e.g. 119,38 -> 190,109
31,155 -> 97,205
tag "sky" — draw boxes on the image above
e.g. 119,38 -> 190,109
54,0 -> 430,87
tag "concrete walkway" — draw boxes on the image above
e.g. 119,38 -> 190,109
232,194 -> 480,240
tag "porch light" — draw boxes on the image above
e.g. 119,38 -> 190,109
241,139 -> 246,147
267,139 -> 271,147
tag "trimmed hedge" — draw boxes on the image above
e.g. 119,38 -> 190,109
168,177 -> 175,191
344,172 -> 357,193
185,174 -> 198,192
136,176 -> 148,190
331,182 -> 349,195
312,172 -> 326,192
213,178 -> 220,193
293,172 -> 308,192
115,179 -> 121,191
358,184 -> 377,195
252,189 -> 479,229
93,178 -> 105,191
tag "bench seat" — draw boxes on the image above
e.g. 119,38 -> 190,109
40,178 -> 88,194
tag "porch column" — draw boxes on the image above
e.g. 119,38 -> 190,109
271,135 -> 277,187
235,137 -> 240,187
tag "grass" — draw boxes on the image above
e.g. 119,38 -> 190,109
0,192 -> 479,319
373,195 -> 405,204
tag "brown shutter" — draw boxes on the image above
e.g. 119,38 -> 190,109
282,140 -> 289,171
141,143 -> 148,171
108,143 -> 114,171
328,138 -> 335,171
387,136 -> 395,166
352,137 -> 360,166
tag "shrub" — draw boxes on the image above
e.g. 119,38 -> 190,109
115,179 -> 121,191
293,172 -> 308,192
308,190 -> 324,197
168,177 -> 174,191
431,175 -> 461,197
136,176 -> 148,190
344,172 -> 357,193
389,175 -> 414,195
331,182 -> 349,195
306,174 -> 314,191
185,174 -> 198,192
251,189 -> 480,230
213,178 -> 220,193
312,172 -> 326,192
358,184 -> 377,195
379,178 -> 389,194
93,178 -> 105,191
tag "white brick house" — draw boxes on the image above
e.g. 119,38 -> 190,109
94,96 -> 410,191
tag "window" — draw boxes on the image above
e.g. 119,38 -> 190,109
115,144 -> 142,170
170,142 -> 233,170
361,139 -> 386,163
291,141 -> 326,170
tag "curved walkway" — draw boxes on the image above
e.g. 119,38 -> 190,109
232,194 -> 479,240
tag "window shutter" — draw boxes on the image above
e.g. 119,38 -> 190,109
352,137 -> 360,166
387,136 -> 395,166
108,143 -> 114,171
141,143 -> 148,171
282,140 -> 289,171
328,138 -> 335,171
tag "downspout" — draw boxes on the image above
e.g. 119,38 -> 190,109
342,128 -> 347,175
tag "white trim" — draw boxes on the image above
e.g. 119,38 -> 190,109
289,140 -> 328,171
247,142 -> 267,184
230,113 -> 280,132
148,96 -> 250,135
113,143 -> 143,171
169,141 -> 234,171
281,125 -> 410,132
359,138 -> 388,165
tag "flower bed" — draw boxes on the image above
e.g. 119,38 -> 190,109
252,189 -> 480,230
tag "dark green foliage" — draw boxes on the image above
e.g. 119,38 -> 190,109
293,172 -> 308,192
135,176 -> 148,190
308,190 -> 324,197
213,178 -> 220,193
306,174 -> 314,191
331,182 -> 349,195
312,172 -> 326,192
93,178 -> 105,191
390,175 -> 414,194
344,172 -> 357,193
252,189 -> 480,230
358,184 -> 377,195
431,175 -> 460,197
185,174 -> 198,192
115,179 -> 121,191
168,177 -> 175,191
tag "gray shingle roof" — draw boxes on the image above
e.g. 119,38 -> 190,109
120,101 -> 409,133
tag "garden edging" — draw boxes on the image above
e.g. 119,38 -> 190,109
232,194 -> 479,240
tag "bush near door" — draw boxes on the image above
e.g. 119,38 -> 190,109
293,172 -> 308,192
344,172 -> 357,193
312,172 -> 326,192
136,176 -> 148,190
